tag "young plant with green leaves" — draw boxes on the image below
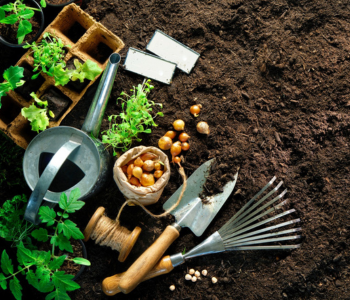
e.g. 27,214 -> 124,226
23,32 -> 102,86
0,65 -> 25,108
102,79 -> 164,155
0,194 -> 34,249
0,0 -> 45,45
0,188 -> 90,300
21,92 -> 54,133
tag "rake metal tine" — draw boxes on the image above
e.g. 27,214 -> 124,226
223,218 -> 301,244
225,228 -> 302,247
227,235 -> 301,248
230,188 -> 287,230
221,199 -> 289,237
220,207 -> 296,239
231,245 -> 301,251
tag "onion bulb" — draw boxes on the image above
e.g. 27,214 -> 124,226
173,119 -> 185,131
127,164 -> 134,180
140,152 -> 158,161
140,173 -> 155,187
129,177 -> 141,187
142,160 -> 155,172
134,157 -> 144,167
197,121 -> 210,134
154,170 -> 163,179
158,136 -> 173,150
171,143 -> 182,161
164,131 -> 177,139
132,166 -> 143,179
154,162 -> 163,170
173,156 -> 181,164
121,165 -> 128,174
181,142 -> 190,151
190,104 -> 202,117
178,132 -> 190,142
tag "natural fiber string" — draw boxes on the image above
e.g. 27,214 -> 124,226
90,215 -> 131,251
115,164 -> 187,222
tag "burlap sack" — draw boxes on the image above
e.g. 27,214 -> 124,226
113,146 -> 171,206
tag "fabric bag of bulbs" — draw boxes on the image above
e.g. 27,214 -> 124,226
113,146 -> 171,206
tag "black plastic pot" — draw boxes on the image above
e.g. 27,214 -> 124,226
0,0 -> 45,48
45,0 -> 82,9
73,239 -> 88,281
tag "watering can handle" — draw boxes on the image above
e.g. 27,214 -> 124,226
24,134 -> 83,225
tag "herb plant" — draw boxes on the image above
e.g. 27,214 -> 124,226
102,79 -> 164,155
21,92 -> 54,133
0,188 -> 90,300
0,0 -> 45,45
24,33 -> 102,86
0,65 -> 25,108
0,194 -> 34,249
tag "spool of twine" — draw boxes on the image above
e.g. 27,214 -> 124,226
83,207 -> 141,262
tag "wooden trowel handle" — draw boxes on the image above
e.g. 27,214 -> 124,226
102,255 -> 174,296
118,225 -> 180,294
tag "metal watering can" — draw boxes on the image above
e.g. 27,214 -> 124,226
23,53 -> 121,225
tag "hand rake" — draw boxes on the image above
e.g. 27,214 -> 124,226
102,176 -> 302,295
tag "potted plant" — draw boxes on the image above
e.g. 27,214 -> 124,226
0,188 -> 90,300
0,0 -> 45,47
0,65 -> 25,108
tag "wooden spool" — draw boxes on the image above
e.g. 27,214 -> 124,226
83,207 -> 142,262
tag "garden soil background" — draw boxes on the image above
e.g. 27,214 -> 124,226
1,0 -> 350,299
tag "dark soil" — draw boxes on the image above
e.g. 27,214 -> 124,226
66,57 -> 91,92
16,63 -> 45,101
0,7 -> 41,44
64,22 -> 86,43
1,0 -> 350,300
42,87 -> 72,121
87,42 -> 113,64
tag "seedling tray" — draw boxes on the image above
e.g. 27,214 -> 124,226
0,3 -> 124,149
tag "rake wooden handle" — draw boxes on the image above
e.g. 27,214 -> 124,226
102,255 -> 174,296
118,225 -> 180,294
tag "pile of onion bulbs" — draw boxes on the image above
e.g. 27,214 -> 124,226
122,152 -> 164,187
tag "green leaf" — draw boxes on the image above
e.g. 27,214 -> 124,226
9,277 -> 22,300
17,20 -> 32,44
51,234 -> 72,253
58,188 -> 84,213
18,9 -> 34,20
21,104 -> 49,133
81,60 -> 102,80
38,270 -> 54,293
1,4 -> 13,12
31,228 -> 49,242
17,244 -> 35,265
40,0 -> 46,8
52,271 -> 80,291
26,269 -> 38,289
38,206 -> 56,226
0,14 -> 18,25
57,220 -> 84,240
1,250 -> 13,275
72,257 -> 90,266
46,288 -> 71,300
3,66 -> 25,89
49,255 -> 66,270
0,273 -> 7,290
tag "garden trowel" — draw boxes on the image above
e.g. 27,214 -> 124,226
117,159 -> 239,294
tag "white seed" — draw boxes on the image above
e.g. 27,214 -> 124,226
202,269 -> 208,276
194,271 -> 200,277
185,274 -> 192,280
189,268 -> 195,275
212,277 -> 218,284
191,276 -> 197,282
169,285 -> 175,291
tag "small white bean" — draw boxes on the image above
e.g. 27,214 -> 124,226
202,269 -> 208,276
185,274 -> 192,280
169,285 -> 175,291
191,276 -> 197,282
189,269 -> 195,275
212,277 -> 218,284
194,271 -> 200,277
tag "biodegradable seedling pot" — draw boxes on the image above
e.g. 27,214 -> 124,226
0,0 -> 45,48
0,3 -> 124,148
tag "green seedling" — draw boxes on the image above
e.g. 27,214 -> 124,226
0,65 -> 25,108
21,92 -> 54,133
0,188 -> 90,300
0,0 -> 45,45
23,32 -> 102,86
102,79 -> 164,155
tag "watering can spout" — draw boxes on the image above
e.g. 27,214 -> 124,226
81,53 -> 121,137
